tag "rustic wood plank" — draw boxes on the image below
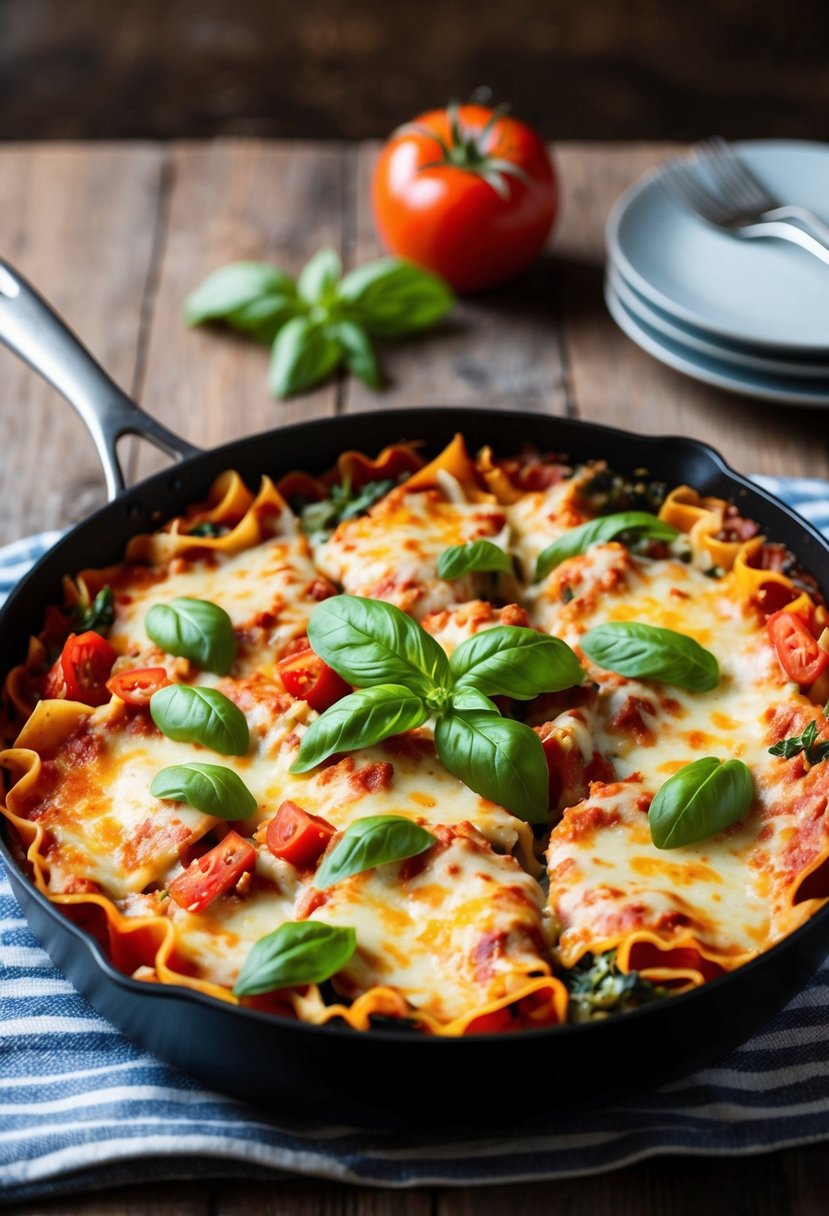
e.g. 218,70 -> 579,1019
437,1152 -> 789,1216
781,1143 -> 829,1214
132,140 -> 343,483
341,142 -> 569,418
0,142 -> 163,544
12,1179 -> 210,1215
214,1178 -> 431,1215
556,143 -> 829,480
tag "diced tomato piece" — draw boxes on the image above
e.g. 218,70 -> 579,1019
44,631 -> 117,706
767,610 -> 829,686
276,645 -> 350,712
266,800 -> 336,868
106,666 -> 170,706
168,830 -> 256,914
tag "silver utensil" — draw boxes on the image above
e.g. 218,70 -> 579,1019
662,150 -> 829,267
695,137 -> 829,247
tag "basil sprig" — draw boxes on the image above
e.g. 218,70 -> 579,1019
580,622 -> 719,692
184,250 -> 454,399
233,922 -> 357,997
315,815 -> 435,889
437,540 -> 513,581
536,511 -> 678,580
150,685 -> 249,756
150,763 -> 257,820
769,719 -> 829,764
146,597 -> 237,676
649,756 -> 754,849
292,595 -> 585,821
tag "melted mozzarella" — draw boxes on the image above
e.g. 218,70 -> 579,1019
312,827 -> 550,1023
108,535 -> 326,674
314,484 -> 511,618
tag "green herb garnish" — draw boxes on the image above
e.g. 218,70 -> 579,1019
290,594 -> 585,822
648,756 -> 754,849
300,476 -> 394,537
184,250 -> 454,399
73,587 -> 114,633
233,922 -> 357,997
315,815 -> 435,888
580,622 -> 720,693
145,597 -> 237,676
769,719 -> 829,765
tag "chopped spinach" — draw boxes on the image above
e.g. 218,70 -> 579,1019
300,476 -> 394,537
581,468 -> 668,516
564,951 -> 666,1021
188,521 -> 228,538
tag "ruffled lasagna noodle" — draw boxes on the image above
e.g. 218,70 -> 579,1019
2,435 -> 828,1033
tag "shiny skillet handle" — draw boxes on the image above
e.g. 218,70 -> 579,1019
0,259 -> 201,501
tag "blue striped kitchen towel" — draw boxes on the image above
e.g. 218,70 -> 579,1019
2,475 -> 829,1204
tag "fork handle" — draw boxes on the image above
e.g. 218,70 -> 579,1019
739,219 -> 829,268
761,205 -> 829,250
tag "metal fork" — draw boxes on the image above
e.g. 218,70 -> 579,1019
662,150 -> 829,267
696,137 -> 829,247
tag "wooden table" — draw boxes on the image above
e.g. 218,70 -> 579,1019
3,140 -> 829,1215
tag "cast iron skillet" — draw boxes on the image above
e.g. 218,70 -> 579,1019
1,259 -> 828,1127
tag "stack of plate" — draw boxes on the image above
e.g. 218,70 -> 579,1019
604,141 -> 829,407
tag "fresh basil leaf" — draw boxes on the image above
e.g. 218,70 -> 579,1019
315,815 -> 435,888
328,319 -> 382,389
290,685 -> 428,774
229,293 -> 302,343
145,597 -> 237,676
233,921 -> 356,996
434,711 -> 548,823
183,262 -> 296,326
297,247 -> 342,305
448,687 -> 499,714
269,316 -> 344,398
437,540 -> 513,581
150,763 -> 257,820
74,586 -> 114,633
580,622 -> 719,692
338,257 -> 454,338
450,626 -> 585,699
307,595 -> 449,697
150,685 -> 249,756
649,756 -> 754,849
536,512 -> 679,580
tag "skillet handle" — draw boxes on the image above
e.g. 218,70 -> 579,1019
0,259 -> 201,501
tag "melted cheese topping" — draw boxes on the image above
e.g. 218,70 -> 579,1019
311,825 -> 550,1023
314,483 -> 511,618
3,442 -> 828,1034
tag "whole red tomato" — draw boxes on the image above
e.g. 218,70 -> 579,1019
371,103 -> 558,293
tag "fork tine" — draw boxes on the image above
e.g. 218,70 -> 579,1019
662,159 -> 731,226
696,137 -> 775,213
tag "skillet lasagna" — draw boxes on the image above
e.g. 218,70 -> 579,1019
2,435 -> 828,1035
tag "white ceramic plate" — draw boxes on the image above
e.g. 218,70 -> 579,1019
607,264 -> 829,379
606,141 -> 829,352
604,276 -> 829,407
